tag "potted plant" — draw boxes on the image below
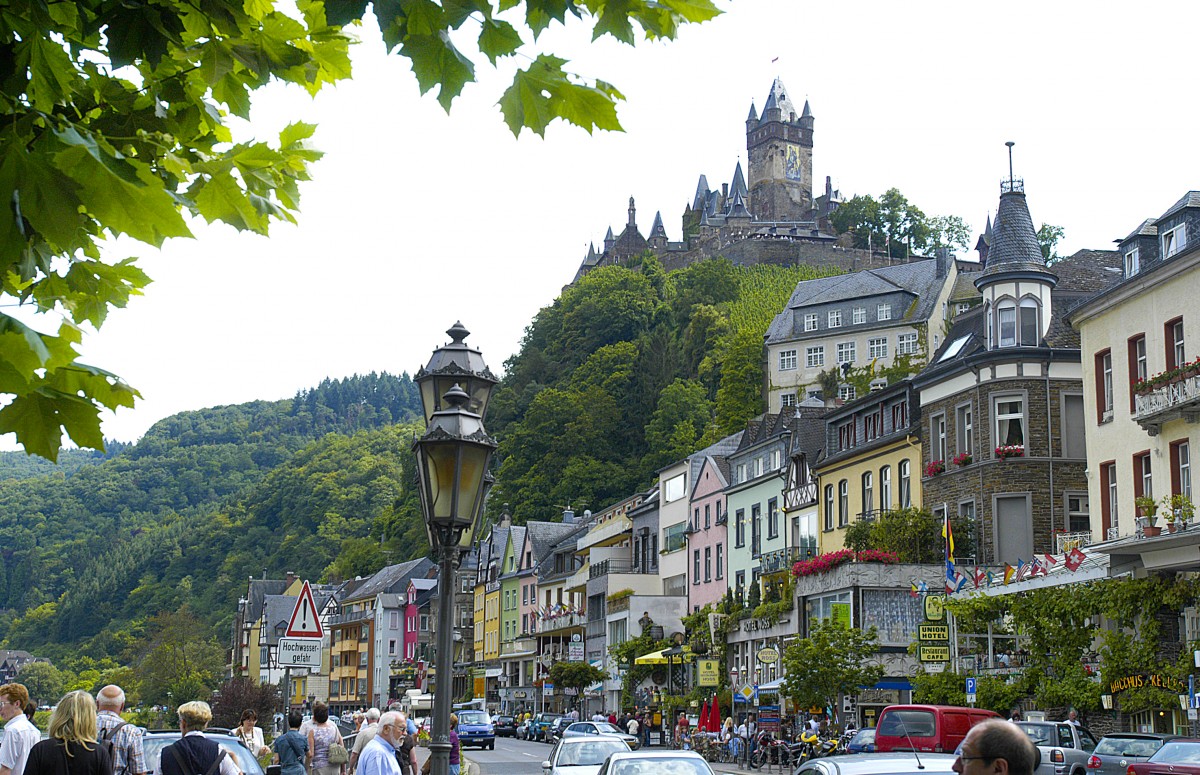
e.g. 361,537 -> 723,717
952,452 -> 972,467
925,459 -> 945,477
1165,493 -> 1195,531
1136,495 -> 1161,536
995,444 -> 1025,460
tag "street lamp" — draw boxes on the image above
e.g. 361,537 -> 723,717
414,325 -> 498,775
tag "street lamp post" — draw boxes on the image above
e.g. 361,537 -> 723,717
414,323 -> 498,775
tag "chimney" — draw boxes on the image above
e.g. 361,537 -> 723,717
562,508 -> 575,523
286,571 -> 297,587
935,247 -> 951,277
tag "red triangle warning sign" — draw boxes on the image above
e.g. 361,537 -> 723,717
285,581 -> 325,638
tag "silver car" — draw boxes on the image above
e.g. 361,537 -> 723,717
541,735 -> 631,775
1088,733 -> 1179,775
795,752 -> 958,775
561,721 -> 642,749
596,749 -> 716,775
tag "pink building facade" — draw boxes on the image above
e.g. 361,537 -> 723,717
688,454 -> 731,610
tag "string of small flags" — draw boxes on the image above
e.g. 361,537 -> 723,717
911,546 -> 1089,596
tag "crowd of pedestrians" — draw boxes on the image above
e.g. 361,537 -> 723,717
0,684 -> 441,775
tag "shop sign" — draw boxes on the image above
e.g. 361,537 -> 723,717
473,677 -> 486,698
919,644 -> 950,663
858,689 -> 901,705
698,659 -> 720,687
757,647 -> 780,664
831,603 -> 851,628
1110,673 -> 1186,695
924,594 -> 946,621
918,623 -> 949,642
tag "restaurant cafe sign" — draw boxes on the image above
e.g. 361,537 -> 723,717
1109,673 -> 1186,695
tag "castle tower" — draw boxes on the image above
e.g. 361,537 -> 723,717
648,211 -> 668,250
746,77 -> 814,222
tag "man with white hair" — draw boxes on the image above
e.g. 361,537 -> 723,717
355,712 -> 403,775
96,684 -> 147,775
349,709 -> 382,774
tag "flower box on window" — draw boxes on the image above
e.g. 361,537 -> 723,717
952,452 -> 972,467
925,460 -> 945,477
995,445 -> 1025,459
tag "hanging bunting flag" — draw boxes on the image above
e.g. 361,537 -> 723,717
1003,564 -> 1016,584
918,580 -> 928,594
974,567 -> 987,588
986,570 -> 996,586
1065,547 -> 1087,572
943,517 -> 956,564
1013,558 -> 1028,581
1043,552 -> 1059,568
910,582 -> 919,597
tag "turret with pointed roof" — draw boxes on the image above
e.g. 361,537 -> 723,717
648,211 -> 668,248
746,76 -> 814,222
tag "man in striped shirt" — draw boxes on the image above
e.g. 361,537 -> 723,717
97,684 -> 147,775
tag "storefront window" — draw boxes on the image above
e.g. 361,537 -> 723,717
861,589 -> 923,645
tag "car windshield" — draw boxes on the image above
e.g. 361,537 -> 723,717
852,729 -> 875,742
1096,737 -> 1165,757
595,723 -> 623,734
609,757 -> 711,775
878,711 -> 935,738
143,736 -> 265,775
1152,742 -> 1200,764
458,711 -> 490,725
557,740 -> 629,766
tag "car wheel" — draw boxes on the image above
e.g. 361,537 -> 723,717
488,742 -> 495,750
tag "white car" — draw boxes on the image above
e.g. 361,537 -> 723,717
542,735 -> 631,775
596,749 -> 715,775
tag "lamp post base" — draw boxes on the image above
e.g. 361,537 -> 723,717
426,740 -> 451,775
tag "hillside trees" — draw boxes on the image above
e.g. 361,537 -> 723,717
831,189 -> 971,257
489,258 -> 838,519
1,0 -> 718,461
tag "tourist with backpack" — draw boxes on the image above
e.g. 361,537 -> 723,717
161,701 -> 241,775
96,685 -> 146,775
273,712 -> 308,775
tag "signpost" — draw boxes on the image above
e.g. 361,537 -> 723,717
918,593 -> 950,673
277,581 -> 325,708
965,677 -> 977,706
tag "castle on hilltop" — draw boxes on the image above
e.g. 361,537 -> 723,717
574,78 -> 916,282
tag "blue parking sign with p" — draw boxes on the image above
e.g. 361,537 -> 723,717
965,678 -> 977,695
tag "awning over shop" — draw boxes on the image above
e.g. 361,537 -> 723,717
634,647 -> 696,664
635,649 -> 669,665
871,679 -> 913,691
758,678 -> 785,693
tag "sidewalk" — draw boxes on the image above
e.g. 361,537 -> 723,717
412,747 -> 480,775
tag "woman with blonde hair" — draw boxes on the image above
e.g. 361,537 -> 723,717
23,690 -> 112,775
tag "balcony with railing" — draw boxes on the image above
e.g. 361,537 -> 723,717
564,561 -> 590,593
329,608 -> 373,626
1055,531 -> 1092,553
579,515 -> 632,550
1134,371 -> 1200,435
586,619 -> 605,639
588,560 -> 663,597
537,611 -> 587,634
760,547 -> 802,575
501,637 -> 538,658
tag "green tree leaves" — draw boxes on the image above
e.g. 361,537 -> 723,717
831,189 -> 970,258
781,618 -> 883,712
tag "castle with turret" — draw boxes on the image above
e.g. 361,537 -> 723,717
574,78 -> 915,282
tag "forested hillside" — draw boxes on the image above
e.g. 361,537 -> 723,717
0,372 -> 427,662
487,257 -> 841,520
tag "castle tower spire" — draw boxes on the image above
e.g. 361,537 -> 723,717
746,76 -> 814,222
628,196 -> 637,228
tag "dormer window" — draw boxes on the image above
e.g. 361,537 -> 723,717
828,310 -> 842,328
994,298 -> 1040,348
1125,247 -> 1140,277
1163,224 -> 1188,258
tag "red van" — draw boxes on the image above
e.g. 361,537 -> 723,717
874,704 -> 1001,753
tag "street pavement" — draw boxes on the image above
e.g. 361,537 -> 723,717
461,736 -> 775,775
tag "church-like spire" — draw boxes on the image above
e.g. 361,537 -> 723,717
747,102 -> 758,121
692,175 -> 710,211
801,99 -> 812,118
762,77 -> 797,121
649,211 -> 668,241
729,161 -> 747,203
727,189 -> 751,220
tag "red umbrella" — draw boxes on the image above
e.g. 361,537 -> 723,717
698,699 -> 710,732
709,695 -> 722,733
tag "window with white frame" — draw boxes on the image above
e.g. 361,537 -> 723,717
804,313 -> 818,331
828,310 -> 842,328
1163,223 -> 1188,258
868,337 -> 888,359
1125,247 -> 1140,277
1134,335 -> 1148,384
807,591 -> 852,628
664,472 -> 686,502
898,460 -> 912,508
1101,351 -> 1113,418
1139,453 -> 1153,499
1171,320 -> 1185,369
861,471 -> 874,515
1019,298 -> 1039,346
780,392 -> 797,408
420,614 -> 430,631
770,449 -> 782,470
838,384 -> 856,402
892,401 -> 907,429
716,544 -> 724,579
779,349 -> 798,370
878,303 -> 892,321
838,422 -> 855,451
853,307 -> 866,324
823,484 -> 834,531
956,302 -> 971,315
880,465 -> 892,510
956,403 -> 973,456
806,345 -> 825,368
994,395 -> 1026,451
1180,441 -> 1192,499
837,342 -> 856,364
1106,464 -> 1119,529
838,479 -> 849,526
931,413 -> 947,462
897,332 -> 919,355
997,303 -> 1017,347
1066,492 -> 1089,533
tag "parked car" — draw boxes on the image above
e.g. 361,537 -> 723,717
546,717 -> 573,743
456,709 -> 496,750
532,713 -> 564,743
540,735 -> 631,775
875,705 -> 1001,754
846,728 -> 877,754
560,721 -> 641,750
795,752 -> 959,775
142,731 -> 281,775
1087,733 -> 1179,775
517,718 -> 533,740
494,715 -> 518,737
1016,721 -> 1098,775
595,748 -> 715,775
1126,739 -> 1200,775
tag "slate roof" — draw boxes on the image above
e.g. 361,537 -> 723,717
762,77 -> 798,119
1159,191 -> 1200,221
526,520 -> 585,565
949,262 -> 983,304
687,431 -> 744,495
729,162 -> 747,202
693,176 -> 710,211
345,557 -> 434,602
789,402 -> 831,460
245,579 -> 289,624
262,594 -> 298,645
765,258 -> 947,345
1121,218 -> 1158,242
649,212 -> 668,241
979,190 -> 1055,281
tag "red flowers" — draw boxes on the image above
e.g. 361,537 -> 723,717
792,549 -> 900,577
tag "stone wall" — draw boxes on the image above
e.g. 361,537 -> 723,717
921,376 -> 1088,564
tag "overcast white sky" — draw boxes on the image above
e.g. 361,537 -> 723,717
50,0 -> 1200,446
